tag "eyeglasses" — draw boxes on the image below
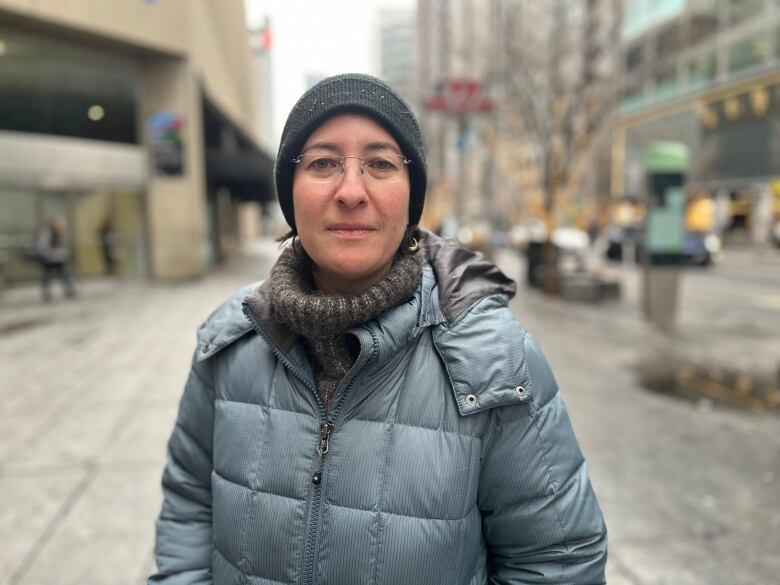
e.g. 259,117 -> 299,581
291,153 -> 411,184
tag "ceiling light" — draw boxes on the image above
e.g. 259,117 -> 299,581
88,105 -> 105,121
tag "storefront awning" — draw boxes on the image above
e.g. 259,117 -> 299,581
202,94 -> 275,204
205,148 -> 274,201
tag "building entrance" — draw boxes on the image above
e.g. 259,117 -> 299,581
0,188 -> 148,284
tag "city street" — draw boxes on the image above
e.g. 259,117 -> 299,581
1,240 -> 778,585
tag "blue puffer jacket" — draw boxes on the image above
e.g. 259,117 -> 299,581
150,234 -> 607,585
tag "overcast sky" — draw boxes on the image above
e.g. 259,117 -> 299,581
244,0 -> 415,146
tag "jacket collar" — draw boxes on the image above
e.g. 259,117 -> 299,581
243,279 -> 296,353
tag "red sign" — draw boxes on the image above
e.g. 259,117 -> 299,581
424,79 -> 496,115
261,26 -> 272,51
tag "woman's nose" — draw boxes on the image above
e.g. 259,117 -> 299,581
334,160 -> 369,207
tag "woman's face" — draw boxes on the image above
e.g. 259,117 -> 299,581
292,113 -> 410,295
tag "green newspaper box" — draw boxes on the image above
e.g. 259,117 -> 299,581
643,142 -> 689,266
642,142 -> 689,329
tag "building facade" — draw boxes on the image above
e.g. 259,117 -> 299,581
615,0 -> 780,244
0,0 -> 273,284
378,8 -> 418,108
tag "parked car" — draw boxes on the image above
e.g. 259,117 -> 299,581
683,232 -> 722,266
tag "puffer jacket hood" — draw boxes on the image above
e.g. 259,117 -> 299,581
422,231 -> 516,323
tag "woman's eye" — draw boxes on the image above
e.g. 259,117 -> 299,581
310,158 -> 336,170
369,158 -> 396,171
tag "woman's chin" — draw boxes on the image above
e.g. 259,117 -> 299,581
313,256 -> 392,292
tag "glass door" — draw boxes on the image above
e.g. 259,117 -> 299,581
0,188 -> 39,283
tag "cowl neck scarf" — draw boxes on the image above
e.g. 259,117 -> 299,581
267,244 -> 423,409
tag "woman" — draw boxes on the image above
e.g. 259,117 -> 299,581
150,73 -> 607,585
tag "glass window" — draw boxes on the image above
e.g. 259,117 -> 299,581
71,189 -> 147,278
776,26 -> 780,59
689,3 -> 719,44
0,189 -> 39,283
728,34 -> 769,72
72,189 -> 112,277
656,23 -> 682,62
0,27 -> 139,144
626,43 -> 642,70
689,53 -> 717,85
622,90 -> 646,112
655,66 -> 679,97
112,190 -> 148,279
728,0 -> 764,25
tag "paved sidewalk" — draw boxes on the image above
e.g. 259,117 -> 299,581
1,239 -> 778,585
496,249 -> 780,585
0,240 -> 278,585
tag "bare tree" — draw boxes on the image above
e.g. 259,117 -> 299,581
488,0 -> 622,292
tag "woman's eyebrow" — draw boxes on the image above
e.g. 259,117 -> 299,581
301,141 -> 401,155
364,141 -> 401,154
300,142 -> 341,154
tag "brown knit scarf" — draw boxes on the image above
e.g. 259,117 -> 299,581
267,244 -> 423,410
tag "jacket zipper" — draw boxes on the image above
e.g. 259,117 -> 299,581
242,305 -> 377,585
312,421 -> 333,485
301,347 -> 374,585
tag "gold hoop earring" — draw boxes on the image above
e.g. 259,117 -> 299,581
407,237 -> 420,253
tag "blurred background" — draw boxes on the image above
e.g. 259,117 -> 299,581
0,1 -> 778,584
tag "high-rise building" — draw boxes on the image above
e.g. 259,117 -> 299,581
614,0 -> 780,244
378,8 -> 418,108
0,0 -> 273,283
250,17 -> 276,155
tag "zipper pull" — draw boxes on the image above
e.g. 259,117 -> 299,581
312,421 -> 334,485
317,421 -> 334,456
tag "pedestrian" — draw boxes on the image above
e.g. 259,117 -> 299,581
149,73 -> 607,585
98,217 -> 119,276
36,217 -> 76,302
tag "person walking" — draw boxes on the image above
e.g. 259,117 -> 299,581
37,217 -> 76,301
149,73 -> 607,585
98,217 -> 119,276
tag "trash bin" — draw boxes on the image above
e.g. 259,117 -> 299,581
526,241 -> 559,288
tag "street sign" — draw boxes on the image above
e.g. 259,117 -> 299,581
424,78 -> 497,228
424,79 -> 496,115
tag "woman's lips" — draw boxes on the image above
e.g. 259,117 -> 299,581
328,226 -> 375,238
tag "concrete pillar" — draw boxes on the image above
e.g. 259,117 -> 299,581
238,201 -> 262,244
753,184 -> 772,247
140,58 -> 208,280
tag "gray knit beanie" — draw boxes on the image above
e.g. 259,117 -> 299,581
274,73 -> 427,231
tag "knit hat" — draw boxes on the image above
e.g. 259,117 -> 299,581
274,73 -> 427,231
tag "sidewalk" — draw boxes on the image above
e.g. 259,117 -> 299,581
544,245 -> 780,401
0,240 -> 278,585
496,249 -> 780,585
1,240 -> 778,585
